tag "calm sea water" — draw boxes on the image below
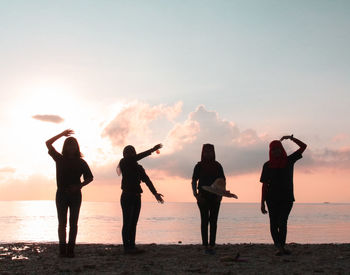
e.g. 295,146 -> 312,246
0,201 -> 349,244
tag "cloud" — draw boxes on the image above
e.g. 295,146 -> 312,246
144,105 -> 268,177
308,147 -> 350,169
331,134 -> 349,143
102,101 -> 182,147
0,167 -> 15,173
101,102 -> 350,181
32,114 -> 64,123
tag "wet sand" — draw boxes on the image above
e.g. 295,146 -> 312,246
0,243 -> 349,274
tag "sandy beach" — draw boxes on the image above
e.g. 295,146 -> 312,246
0,243 -> 349,274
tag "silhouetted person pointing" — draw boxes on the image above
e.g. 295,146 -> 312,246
260,135 -> 306,256
117,144 -> 164,254
46,129 -> 93,258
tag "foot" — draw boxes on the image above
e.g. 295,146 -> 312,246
124,247 -> 145,255
205,247 -> 216,255
67,244 -> 75,258
275,250 -> 284,256
283,248 -> 292,255
275,245 -> 284,256
59,244 -> 67,257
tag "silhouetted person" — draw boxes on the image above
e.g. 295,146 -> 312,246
260,135 -> 307,256
118,144 -> 164,254
192,144 -> 237,255
46,129 -> 93,258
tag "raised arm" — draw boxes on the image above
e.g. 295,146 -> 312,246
135,144 -> 163,161
46,129 -> 74,150
280,134 -> 307,154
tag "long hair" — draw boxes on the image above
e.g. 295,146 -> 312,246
123,145 -> 136,158
269,140 -> 287,168
117,145 -> 137,176
200,143 -> 217,176
62,137 -> 82,158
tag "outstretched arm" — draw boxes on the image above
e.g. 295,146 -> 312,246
135,144 -> 163,161
140,167 -> 164,204
46,129 -> 74,150
280,134 -> 307,154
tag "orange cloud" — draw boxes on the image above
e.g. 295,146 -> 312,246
0,167 -> 16,173
32,114 -> 64,123
102,101 -> 182,148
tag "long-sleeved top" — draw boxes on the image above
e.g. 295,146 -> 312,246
48,147 -> 93,192
119,149 -> 157,195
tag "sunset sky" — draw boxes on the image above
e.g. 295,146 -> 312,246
1,1 -> 349,203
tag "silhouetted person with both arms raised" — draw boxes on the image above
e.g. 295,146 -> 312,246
46,129 -> 93,258
118,144 -> 164,254
192,144 -> 237,255
260,134 -> 307,256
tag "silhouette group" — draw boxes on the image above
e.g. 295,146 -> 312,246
46,129 -> 306,257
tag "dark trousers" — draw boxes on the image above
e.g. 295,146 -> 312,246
121,192 -> 141,250
197,195 -> 221,246
266,200 -> 293,248
56,191 -> 82,248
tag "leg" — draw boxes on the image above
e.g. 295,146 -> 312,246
121,193 -> 134,251
56,191 -> 68,256
197,197 -> 209,247
129,195 -> 141,248
67,192 -> 82,257
266,201 -> 281,248
208,199 -> 221,247
278,202 -> 293,248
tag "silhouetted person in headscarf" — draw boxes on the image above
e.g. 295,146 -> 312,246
46,129 -> 93,258
118,144 -> 164,254
260,134 -> 307,255
192,144 -> 237,255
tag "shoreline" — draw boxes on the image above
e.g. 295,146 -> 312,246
1,243 -> 350,274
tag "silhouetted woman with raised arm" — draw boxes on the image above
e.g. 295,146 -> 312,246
260,135 -> 307,256
192,144 -> 237,255
46,129 -> 93,258
118,144 -> 164,254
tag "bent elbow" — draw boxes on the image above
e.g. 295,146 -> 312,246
301,144 -> 307,152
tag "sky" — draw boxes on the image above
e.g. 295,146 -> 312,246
0,0 -> 349,203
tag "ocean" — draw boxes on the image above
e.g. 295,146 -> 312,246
0,201 -> 349,244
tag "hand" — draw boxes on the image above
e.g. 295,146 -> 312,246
153,144 -> 163,151
228,193 -> 238,199
61,129 -> 74,137
261,203 -> 267,214
280,134 -> 293,141
154,193 -> 164,204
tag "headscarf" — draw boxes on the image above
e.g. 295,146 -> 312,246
269,140 -> 287,168
201,144 -> 215,162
